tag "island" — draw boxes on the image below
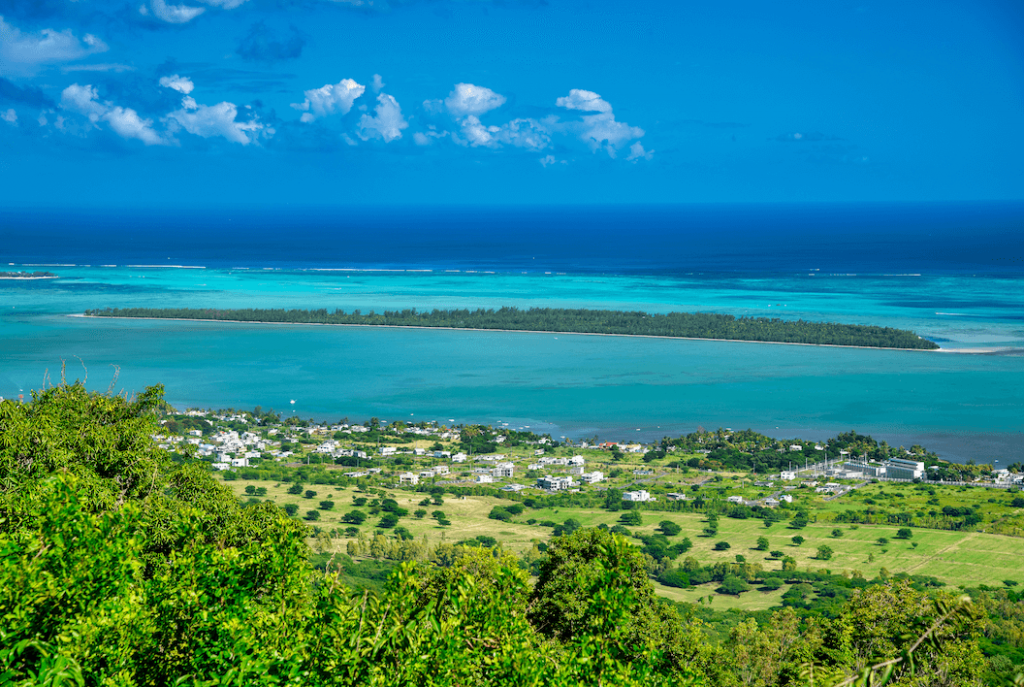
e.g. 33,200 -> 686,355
83,306 -> 941,349
0,270 -> 58,279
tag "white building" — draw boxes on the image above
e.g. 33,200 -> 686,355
537,475 -> 573,491
398,472 -> 419,486
476,474 -> 494,484
780,470 -> 797,481
726,495 -> 744,504
578,471 -> 603,484
622,490 -> 654,502
492,462 -> 514,478
433,465 -> 450,475
665,492 -> 687,501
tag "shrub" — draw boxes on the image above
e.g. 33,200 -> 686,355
319,500 -> 335,511
343,510 -> 367,525
245,485 -> 256,495
714,541 -> 731,551
659,520 -> 682,537
877,537 -> 889,546
770,550 -> 784,559
305,510 -> 320,521
304,490 -> 317,499
896,527 -> 913,539
755,536 -> 770,551
718,574 -> 751,595
255,487 -> 267,497
489,506 -> 513,521
831,528 -> 843,538
620,510 -> 643,526
283,503 -> 299,516
378,513 -> 399,528
761,576 -> 784,591
506,503 -> 525,516
816,545 -> 834,560
791,535 -> 805,546
287,484 -> 304,495
414,509 -> 427,519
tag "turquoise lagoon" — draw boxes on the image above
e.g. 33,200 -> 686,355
2,265 -> 1022,462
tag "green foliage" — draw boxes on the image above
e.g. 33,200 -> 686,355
817,545 -> 834,560
717,574 -> 751,596
620,509 -> 643,526
714,541 -> 731,551
832,528 -> 844,538
755,536 -> 770,551
792,535 -> 805,546
896,527 -> 913,539
659,520 -> 682,537
318,500 -> 335,511
88,306 -> 940,349
283,503 -> 299,516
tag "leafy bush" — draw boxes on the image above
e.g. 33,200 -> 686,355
755,536 -> 770,550
659,520 -> 682,537
283,503 -> 299,516
714,541 -> 731,551
343,510 -> 367,525
306,510 -> 321,521
319,500 -> 335,511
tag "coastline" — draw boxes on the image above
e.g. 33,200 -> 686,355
0,276 -> 59,280
73,313 -> 957,353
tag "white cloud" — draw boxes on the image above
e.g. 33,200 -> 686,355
555,89 -> 612,114
371,74 -> 385,93
0,17 -> 108,75
444,83 -> 506,118
105,107 -> 165,146
413,132 -> 430,145
60,84 -> 107,122
556,89 -> 644,157
62,63 -> 135,73
358,93 -> 407,143
159,74 -> 194,95
456,115 -> 550,151
166,100 -> 261,145
195,0 -> 250,8
60,83 -> 168,145
291,78 -> 365,122
1,109 -> 17,125
626,141 -> 654,162
148,0 -> 206,24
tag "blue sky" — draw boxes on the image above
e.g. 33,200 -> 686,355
0,0 -> 1022,207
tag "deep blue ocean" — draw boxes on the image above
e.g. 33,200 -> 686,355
2,203 -> 1022,462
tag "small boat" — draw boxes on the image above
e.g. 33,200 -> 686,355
290,400 -> 296,404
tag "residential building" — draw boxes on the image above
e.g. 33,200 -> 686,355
398,472 -> 419,486
622,490 -> 653,502
578,471 -> 603,484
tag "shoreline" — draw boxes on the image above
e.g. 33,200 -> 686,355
72,313 -> 960,353
0,276 -> 59,280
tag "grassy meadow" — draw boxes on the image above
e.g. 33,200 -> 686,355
222,477 -> 1024,595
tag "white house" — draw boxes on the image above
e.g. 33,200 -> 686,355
492,462 -> 514,478
578,471 -> 603,484
780,470 -> 797,480
451,453 -> 468,463
476,474 -> 494,484
780,494 -> 793,503
398,472 -> 419,486
622,490 -> 653,502
726,495 -> 744,504
500,484 -> 525,492
433,465 -> 450,475
568,455 -> 585,466
537,475 -> 573,491
665,492 -> 687,501
211,462 -> 230,471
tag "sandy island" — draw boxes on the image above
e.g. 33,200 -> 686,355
66,313 -> 996,353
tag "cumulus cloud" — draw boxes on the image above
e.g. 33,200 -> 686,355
236,21 -> 305,62
371,74 -> 385,93
358,93 -> 407,142
556,88 -> 644,157
0,17 -> 108,75
166,100 -> 263,145
626,141 -> 653,162
456,115 -> 549,151
148,0 -> 206,24
291,78 -> 365,122
444,83 -> 506,117
159,74 -> 194,94
60,83 -> 167,145
555,89 -> 612,114
1,108 -> 17,125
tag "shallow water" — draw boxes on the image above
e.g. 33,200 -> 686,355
1,266 -> 1022,462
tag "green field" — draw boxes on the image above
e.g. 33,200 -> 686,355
225,478 -> 1024,595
